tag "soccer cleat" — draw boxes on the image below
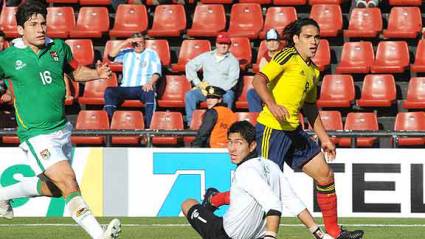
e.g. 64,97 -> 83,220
103,218 -> 121,239
0,200 -> 13,220
201,187 -> 219,212
336,228 -> 364,239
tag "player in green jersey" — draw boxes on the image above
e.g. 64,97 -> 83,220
0,2 -> 121,239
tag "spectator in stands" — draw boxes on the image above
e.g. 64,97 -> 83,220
248,29 -> 283,112
192,86 -> 236,148
185,33 -> 239,126
104,32 -> 161,128
355,0 -> 380,8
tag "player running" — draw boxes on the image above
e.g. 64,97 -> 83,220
0,2 -> 120,238
253,18 -> 364,239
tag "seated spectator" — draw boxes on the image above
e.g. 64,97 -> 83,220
248,29 -> 283,112
185,33 -> 240,126
104,33 -> 161,127
192,86 -> 236,148
355,0 -> 380,8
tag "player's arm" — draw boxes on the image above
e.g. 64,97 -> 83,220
71,61 -> 112,82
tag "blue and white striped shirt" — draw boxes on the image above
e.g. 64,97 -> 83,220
114,48 -> 162,87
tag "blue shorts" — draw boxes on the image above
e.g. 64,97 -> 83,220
256,123 -> 321,170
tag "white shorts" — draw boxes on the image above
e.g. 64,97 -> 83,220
19,122 -> 73,175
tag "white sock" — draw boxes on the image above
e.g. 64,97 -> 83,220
309,225 -> 325,239
0,177 -> 41,200
66,193 -> 104,239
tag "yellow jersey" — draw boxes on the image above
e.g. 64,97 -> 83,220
257,47 -> 320,131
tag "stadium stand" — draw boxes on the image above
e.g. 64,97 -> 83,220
71,110 -> 109,145
403,77 -> 425,109
69,7 -> 110,38
316,74 -> 355,108
371,41 -> 410,73
340,112 -> 379,147
171,39 -> 211,72
150,111 -> 184,145
309,4 -> 342,37
235,75 -> 254,110
226,3 -> 263,39
65,39 -> 94,66
229,37 -> 252,70
187,4 -> 226,37
336,41 -> 374,74
147,4 -> 186,37
259,7 -> 297,39
357,74 -> 397,108
157,75 -> 192,108
111,111 -> 145,145
78,73 -> 118,105
0,7 -> 18,38
109,4 -> 148,38
344,8 -> 382,39
319,110 -> 343,145
46,7 -> 76,39
311,39 -> 330,71
411,40 -> 425,73
394,112 -> 425,146
183,109 -> 206,144
383,7 -> 422,39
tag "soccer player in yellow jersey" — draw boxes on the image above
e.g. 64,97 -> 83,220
253,18 -> 364,239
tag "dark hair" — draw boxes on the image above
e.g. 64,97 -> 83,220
131,32 -> 145,39
283,18 -> 320,47
16,1 -> 47,27
0,31 -> 5,39
228,121 -> 256,145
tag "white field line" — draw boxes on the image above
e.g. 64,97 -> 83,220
0,223 -> 424,227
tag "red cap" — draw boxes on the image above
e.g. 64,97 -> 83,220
216,33 -> 231,44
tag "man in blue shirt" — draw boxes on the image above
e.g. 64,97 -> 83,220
104,33 -> 162,127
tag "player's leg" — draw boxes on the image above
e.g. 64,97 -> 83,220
255,123 -> 290,168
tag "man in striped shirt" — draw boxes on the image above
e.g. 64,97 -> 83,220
104,33 -> 161,127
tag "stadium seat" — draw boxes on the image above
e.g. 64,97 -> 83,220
259,7 -> 297,40
239,0 -> 271,4
235,76 -> 254,109
1,135 -> 19,144
252,40 -> 286,72
200,0 -> 232,3
309,0 -> 346,3
111,111 -> 144,145
316,74 -> 355,108
187,4 -> 226,37
319,110 -> 343,145
383,7 -> 422,39
150,111 -> 184,145
273,0 -> 306,5
171,40 -> 211,73
389,0 -> 421,5
69,7 -> 110,38
226,3 -> 263,39
394,112 -> 425,146
64,76 -> 80,106
0,7 -> 18,38
336,41 -> 374,74
78,73 -> 118,105
371,41 -> 410,73
145,39 -> 171,67
147,4 -> 186,37
357,74 -> 396,108
71,110 -> 109,145
65,39 -> 94,66
311,39 -> 330,71
310,4 -> 342,37
229,37 -> 252,70
47,7 -> 75,39
411,40 -> 425,72
79,0 -> 111,5
344,8 -> 382,38
109,4 -> 148,38
236,112 -> 259,126
183,109 -> 206,144
339,112 -> 379,147
158,75 -> 192,108
47,0 -> 78,2
402,77 -> 425,109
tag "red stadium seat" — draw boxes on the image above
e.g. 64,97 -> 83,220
339,112 -> 379,147
200,0 -> 232,3
47,0 -> 78,2
383,7 -> 422,39
147,4 -> 186,37
319,110 -> 343,145
402,77 -> 425,109
0,7 -> 18,38
2,136 -> 19,144
79,0 -> 111,5
65,39 -> 94,66
411,40 -> 425,73
150,111 -> 184,145
109,4 -> 148,38
389,0 -> 422,5
371,41 -> 410,73
187,4 -> 226,38
226,3 -> 263,39
252,40 -> 286,72
239,0 -> 271,4
394,112 -> 425,146
317,74 -> 355,108
111,111 -> 144,145
357,74 -> 396,108
259,7 -> 297,40
236,112 -> 259,126
158,75 -> 192,108
71,110 -> 109,145
103,40 -> 126,72
344,8 -> 382,38
64,76 -> 80,106
310,4 -> 342,37
336,41 -> 374,74
69,7 -> 110,38
47,7 -> 75,39
273,0 -> 306,5
311,39 -> 330,71
171,40 -> 211,73
78,73 -> 118,105
229,37 -> 252,70
146,39 -> 171,67
309,0 -> 345,3
183,109 -> 206,144
235,76 -> 254,109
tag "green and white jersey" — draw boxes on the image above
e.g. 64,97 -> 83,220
0,38 -> 77,142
